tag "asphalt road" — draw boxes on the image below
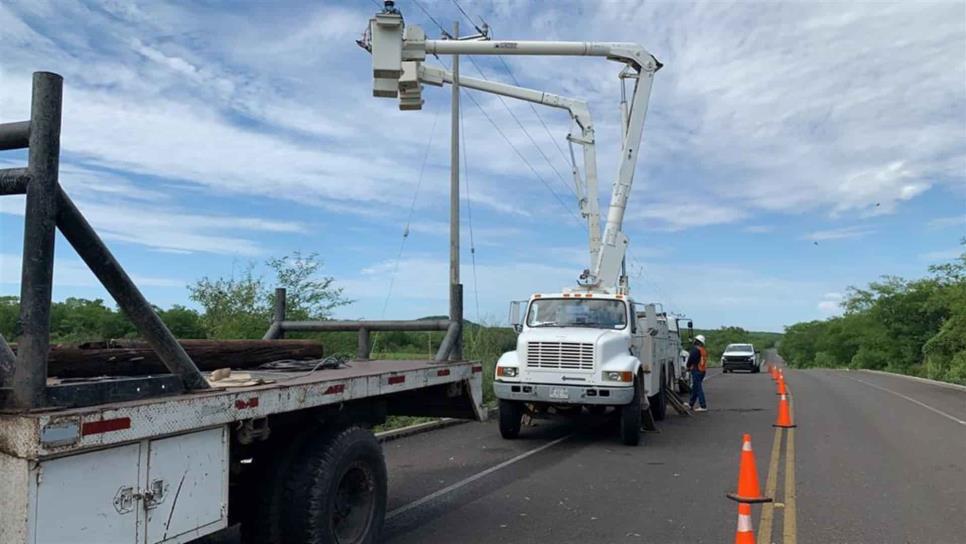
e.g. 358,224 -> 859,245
381,354 -> 966,543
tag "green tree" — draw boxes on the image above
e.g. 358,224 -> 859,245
782,240 -> 966,384
156,305 -> 206,339
189,252 -> 350,339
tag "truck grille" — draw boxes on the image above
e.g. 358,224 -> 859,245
526,342 -> 594,371
724,355 -> 754,362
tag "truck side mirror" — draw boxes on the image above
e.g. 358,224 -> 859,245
509,300 -> 524,332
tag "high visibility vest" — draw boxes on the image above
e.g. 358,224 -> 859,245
697,346 -> 708,373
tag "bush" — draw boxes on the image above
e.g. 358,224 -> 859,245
781,240 -> 966,385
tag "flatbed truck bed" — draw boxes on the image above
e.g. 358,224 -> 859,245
0,358 -> 485,544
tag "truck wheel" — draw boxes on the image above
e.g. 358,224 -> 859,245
499,399 -> 523,439
649,371 -> 668,422
282,427 -> 387,544
620,380 -> 642,446
240,430 -> 314,544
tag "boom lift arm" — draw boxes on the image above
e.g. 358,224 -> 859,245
366,6 -> 661,291
412,63 -> 602,268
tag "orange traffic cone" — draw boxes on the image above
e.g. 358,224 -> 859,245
774,393 -> 796,428
775,375 -> 785,395
771,366 -> 779,381
726,434 -> 773,503
734,502 -> 755,544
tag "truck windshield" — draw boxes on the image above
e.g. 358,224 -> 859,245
726,344 -> 753,352
526,298 -> 627,329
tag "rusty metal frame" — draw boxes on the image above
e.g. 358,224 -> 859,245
0,72 -> 209,411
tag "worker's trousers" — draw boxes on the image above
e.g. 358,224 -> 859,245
689,370 -> 707,409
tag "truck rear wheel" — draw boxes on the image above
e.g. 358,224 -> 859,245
620,380 -> 642,446
499,399 -> 524,439
282,426 -> 387,544
649,371 -> 668,421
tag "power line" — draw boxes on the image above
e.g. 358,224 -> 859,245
495,56 -> 572,168
450,0 -> 485,33
379,103 -> 444,318
410,0 -> 451,37
464,56 -> 577,200
459,99 -> 481,322
460,88 -> 582,224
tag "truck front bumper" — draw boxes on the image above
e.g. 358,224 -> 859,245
493,381 -> 635,405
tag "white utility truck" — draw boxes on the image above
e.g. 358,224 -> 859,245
362,1 -> 673,446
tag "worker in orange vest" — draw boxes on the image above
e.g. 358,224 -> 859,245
686,334 -> 708,412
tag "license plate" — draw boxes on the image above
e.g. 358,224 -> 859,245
549,387 -> 569,400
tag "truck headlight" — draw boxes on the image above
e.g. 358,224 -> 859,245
496,366 -> 518,378
603,371 -> 633,382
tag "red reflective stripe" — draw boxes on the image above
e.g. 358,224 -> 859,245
234,397 -> 259,410
472,365 -> 483,373
82,417 -> 131,436
324,384 -> 346,395
388,375 -> 406,385
436,369 -> 451,377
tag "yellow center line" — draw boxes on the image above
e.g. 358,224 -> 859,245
783,395 -> 797,544
757,426 -> 784,544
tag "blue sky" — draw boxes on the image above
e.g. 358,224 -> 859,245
1,0 -> 963,332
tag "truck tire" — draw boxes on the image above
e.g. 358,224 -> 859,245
499,399 -> 523,439
649,370 -> 668,422
282,426 -> 387,544
620,379 -> 642,446
240,430 -> 315,544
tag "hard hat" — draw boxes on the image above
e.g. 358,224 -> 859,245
695,334 -> 706,345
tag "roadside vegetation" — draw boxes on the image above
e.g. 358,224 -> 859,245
688,327 -> 782,365
781,241 -> 966,385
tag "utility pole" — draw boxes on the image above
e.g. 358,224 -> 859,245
449,20 -> 463,360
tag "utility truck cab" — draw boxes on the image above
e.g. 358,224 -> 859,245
495,291 -> 677,445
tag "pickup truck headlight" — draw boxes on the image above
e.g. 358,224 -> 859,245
496,366 -> 518,378
603,371 -> 633,382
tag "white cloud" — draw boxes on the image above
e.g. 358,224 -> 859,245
0,164 -> 307,256
743,225 -> 774,234
928,215 -> 966,230
919,248 -> 962,262
817,292 -> 844,315
0,253 -> 183,288
803,226 -> 874,241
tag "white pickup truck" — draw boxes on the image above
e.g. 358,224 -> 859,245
721,343 -> 762,373
494,292 -> 679,445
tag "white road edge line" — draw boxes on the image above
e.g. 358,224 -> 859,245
857,369 -> 966,393
846,376 -> 966,426
386,433 -> 573,520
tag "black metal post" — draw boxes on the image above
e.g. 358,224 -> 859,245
0,120 -> 30,151
55,189 -> 210,391
434,320 -> 462,362
279,319 -> 450,332
0,168 -> 29,195
13,72 -> 62,409
450,283 -> 463,360
262,288 -> 287,340
357,327 -> 371,360
273,288 -> 286,338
